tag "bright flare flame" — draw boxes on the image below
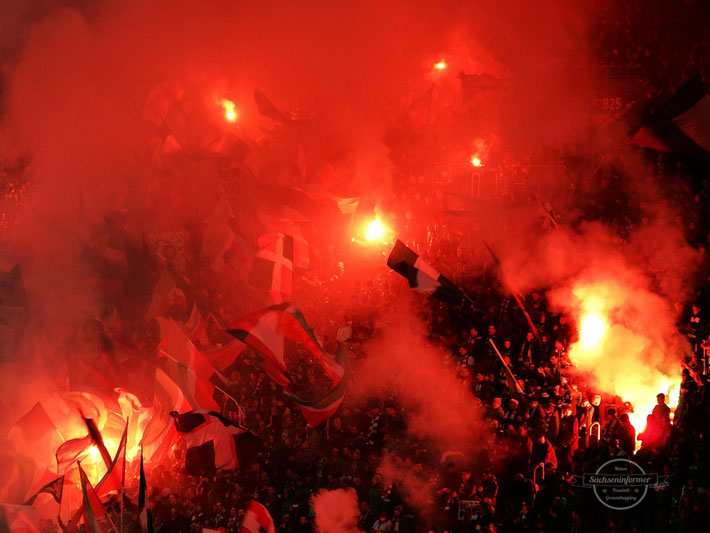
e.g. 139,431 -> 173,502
470,156 -> 482,167
579,312 -> 607,348
566,281 -> 681,449
434,61 -> 447,70
221,99 -> 237,122
365,218 -> 384,241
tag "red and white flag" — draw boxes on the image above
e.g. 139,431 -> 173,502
227,303 -> 344,387
240,500 -> 275,533
248,233 -> 295,303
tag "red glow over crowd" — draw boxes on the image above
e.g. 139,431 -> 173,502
1,1 -> 710,532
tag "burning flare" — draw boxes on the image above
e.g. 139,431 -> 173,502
470,155 -> 482,167
579,312 -> 607,349
563,280 -> 680,437
365,218 -> 385,241
220,98 -> 237,122
434,61 -> 447,70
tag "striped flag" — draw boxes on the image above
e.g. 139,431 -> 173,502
165,359 -> 221,412
155,367 -> 200,413
387,240 -> 465,305
157,317 -> 225,410
287,342 -> 349,427
227,303 -> 344,387
157,317 -> 219,382
240,500 -> 275,533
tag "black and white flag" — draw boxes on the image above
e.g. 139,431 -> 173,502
387,240 -> 465,305
171,410 -> 261,476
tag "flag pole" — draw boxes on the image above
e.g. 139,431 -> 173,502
483,242 -> 543,347
489,339 -> 523,395
120,420 -> 128,533
540,200 -> 560,230
208,312 -> 224,329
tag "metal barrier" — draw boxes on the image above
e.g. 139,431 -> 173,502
590,421 -> 601,441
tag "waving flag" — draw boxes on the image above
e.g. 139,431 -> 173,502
23,475 -> 64,506
484,242 -> 542,347
56,436 -> 93,473
157,317 -> 223,410
240,500 -> 275,533
95,423 -> 127,498
631,77 -> 710,157
154,367 -> 198,414
157,317 -> 221,382
227,303 -> 343,386
78,463 -> 106,533
165,359 -> 221,412
172,411 -> 261,476
387,240 -> 466,305
204,341 -> 245,373
12,402 -> 59,445
287,342 -> 349,427
248,233 -> 295,303
181,302 -> 208,342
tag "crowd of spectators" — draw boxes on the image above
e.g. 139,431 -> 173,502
88,217 -> 709,533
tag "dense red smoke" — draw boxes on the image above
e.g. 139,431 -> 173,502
311,488 -> 361,533
376,452 -> 437,519
351,303 -> 486,453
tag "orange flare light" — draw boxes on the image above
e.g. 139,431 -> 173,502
579,312 -> 607,348
470,156 -> 482,167
566,281 -> 681,449
353,216 -> 391,246
365,218 -> 385,241
221,99 -> 237,122
434,61 -> 447,70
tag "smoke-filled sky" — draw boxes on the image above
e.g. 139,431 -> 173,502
0,0 -> 605,354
